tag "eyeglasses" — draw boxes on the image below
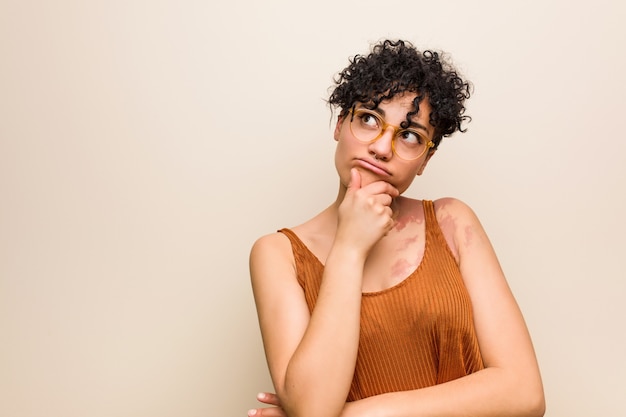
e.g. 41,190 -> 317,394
349,108 -> 434,161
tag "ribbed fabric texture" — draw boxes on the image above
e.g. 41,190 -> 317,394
278,200 -> 484,401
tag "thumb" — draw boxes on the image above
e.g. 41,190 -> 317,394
348,168 -> 361,191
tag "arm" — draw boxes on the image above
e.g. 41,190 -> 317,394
250,169 -> 398,417
341,198 -> 545,417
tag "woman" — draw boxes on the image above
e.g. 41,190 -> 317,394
248,39 -> 545,417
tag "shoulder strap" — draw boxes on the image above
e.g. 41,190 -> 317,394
277,228 -> 324,309
278,228 -> 308,253
422,199 -> 436,225
277,228 -> 322,268
421,200 -> 458,261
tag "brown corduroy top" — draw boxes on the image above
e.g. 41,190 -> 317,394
278,200 -> 484,401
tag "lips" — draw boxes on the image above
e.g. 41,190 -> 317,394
354,158 -> 392,177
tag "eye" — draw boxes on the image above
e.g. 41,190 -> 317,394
397,130 -> 425,146
357,111 -> 381,130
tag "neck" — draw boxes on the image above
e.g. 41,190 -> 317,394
334,182 -> 348,207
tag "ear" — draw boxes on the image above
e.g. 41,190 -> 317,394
334,115 -> 345,142
416,149 -> 436,176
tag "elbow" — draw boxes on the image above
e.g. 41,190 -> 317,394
501,385 -> 545,417
526,390 -> 546,417
504,361 -> 546,417
275,388 -> 344,417
495,367 -> 545,417
278,402 -> 343,417
516,380 -> 546,417
527,374 -> 546,417
522,397 -> 545,417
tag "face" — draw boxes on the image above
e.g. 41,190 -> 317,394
333,92 -> 436,194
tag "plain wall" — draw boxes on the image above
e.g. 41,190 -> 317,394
1,1 -> 624,416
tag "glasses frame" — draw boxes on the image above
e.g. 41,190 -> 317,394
348,108 -> 434,161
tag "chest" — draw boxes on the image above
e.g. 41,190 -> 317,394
360,223 -> 426,293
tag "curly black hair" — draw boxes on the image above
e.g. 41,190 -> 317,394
328,39 -> 472,148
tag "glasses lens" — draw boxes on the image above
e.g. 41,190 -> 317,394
350,109 -> 382,142
350,109 -> 430,160
393,130 -> 429,160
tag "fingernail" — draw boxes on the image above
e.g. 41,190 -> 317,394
248,409 -> 257,416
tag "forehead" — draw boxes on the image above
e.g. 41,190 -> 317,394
360,92 -> 430,115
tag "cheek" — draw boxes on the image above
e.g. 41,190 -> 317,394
334,135 -> 358,162
334,140 -> 351,186
394,162 -> 423,193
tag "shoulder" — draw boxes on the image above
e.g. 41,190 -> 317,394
431,197 -> 485,260
249,231 -> 303,305
432,196 -> 477,218
432,197 -> 484,231
250,231 -> 293,268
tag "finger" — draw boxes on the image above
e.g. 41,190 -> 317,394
384,218 -> 396,236
361,180 -> 399,197
256,392 -> 280,406
374,193 -> 393,207
348,168 -> 361,191
374,205 -> 394,223
248,407 -> 288,417
366,194 -> 393,211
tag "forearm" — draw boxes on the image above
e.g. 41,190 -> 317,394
347,366 -> 545,417
279,245 -> 365,417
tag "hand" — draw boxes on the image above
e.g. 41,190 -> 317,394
336,168 -> 399,253
247,392 -> 369,417
247,392 -> 287,417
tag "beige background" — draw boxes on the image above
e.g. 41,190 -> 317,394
1,0 -> 625,416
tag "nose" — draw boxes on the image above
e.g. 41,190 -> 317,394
368,126 -> 394,160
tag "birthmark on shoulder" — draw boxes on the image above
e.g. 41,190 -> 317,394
463,224 -> 474,247
437,211 -> 456,236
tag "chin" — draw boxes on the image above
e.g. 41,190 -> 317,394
356,168 -> 385,186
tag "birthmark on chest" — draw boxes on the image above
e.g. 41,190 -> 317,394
390,235 -> 422,278
397,234 -> 418,251
391,257 -> 415,278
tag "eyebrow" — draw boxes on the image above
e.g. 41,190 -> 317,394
363,106 -> 431,134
